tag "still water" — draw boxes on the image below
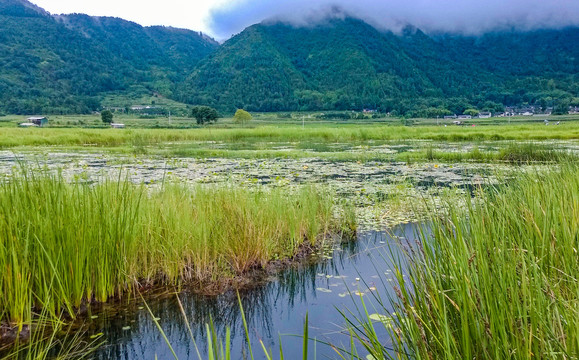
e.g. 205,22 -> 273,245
85,224 -> 419,359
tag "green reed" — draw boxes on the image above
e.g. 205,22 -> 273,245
382,163 -> 579,359
0,172 -> 353,328
399,142 -> 577,164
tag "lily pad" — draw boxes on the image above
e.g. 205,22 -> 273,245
316,287 -> 332,293
368,313 -> 392,322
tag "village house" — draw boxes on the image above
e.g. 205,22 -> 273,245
478,112 -> 492,118
458,115 -> 472,119
20,116 -> 48,127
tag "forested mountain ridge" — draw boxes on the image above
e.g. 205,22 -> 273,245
176,18 -> 579,114
176,18 -> 438,112
1,0 -> 578,115
55,14 -> 218,75
0,0 -> 218,114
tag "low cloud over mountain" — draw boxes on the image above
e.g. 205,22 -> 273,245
208,0 -> 579,39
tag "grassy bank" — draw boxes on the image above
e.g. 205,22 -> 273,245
383,164 -> 579,359
0,123 -> 578,149
0,173 -> 353,328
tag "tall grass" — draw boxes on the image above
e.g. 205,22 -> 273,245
1,123 -> 578,149
386,163 -> 579,359
400,142 -> 577,163
0,172 -> 353,328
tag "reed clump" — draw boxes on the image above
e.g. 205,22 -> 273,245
0,173 -> 352,328
401,142 -> 577,163
389,163 -> 579,359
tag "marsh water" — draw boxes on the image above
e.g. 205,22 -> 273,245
79,224 -> 420,359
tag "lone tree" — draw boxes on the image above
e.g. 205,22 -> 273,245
463,109 -> 480,117
101,110 -> 113,124
191,106 -> 219,125
233,109 -> 252,126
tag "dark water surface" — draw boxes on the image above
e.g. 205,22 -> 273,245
81,224 -> 419,360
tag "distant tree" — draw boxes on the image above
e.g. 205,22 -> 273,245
419,107 -> 452,118
191,106 -> 219,124
233,109 -> 252,126
552,99 -> 571,115
539,98 -> 548,112
101,110 -> 113,124
446,98 -> 472,115
481,101 -> 504,113
463,109 -> 480,117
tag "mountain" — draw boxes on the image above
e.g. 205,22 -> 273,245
1,0 -> 578,116
176,18 -> 434,112
176,18 -> 579,114
55,14 -> 218,75
0,0 -> 218,114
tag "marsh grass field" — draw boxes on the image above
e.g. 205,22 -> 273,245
1,121 -> 579,148
0,119 -> 578,166
0,119 -> 577,359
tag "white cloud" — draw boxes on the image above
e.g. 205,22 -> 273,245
28,0 -> 579,39
31,0 -> 231,36
208,0 -> 579,38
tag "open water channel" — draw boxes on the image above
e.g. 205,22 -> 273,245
80,224 -> 420,359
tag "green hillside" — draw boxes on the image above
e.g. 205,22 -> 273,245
176,19 -> 435,112
0,0 -> 218,114
1,0 -> 578,116
176,18 -> 579,114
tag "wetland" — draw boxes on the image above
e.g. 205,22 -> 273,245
0,122 -> 577,359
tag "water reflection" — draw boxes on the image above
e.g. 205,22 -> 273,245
82,224 -> 421,359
